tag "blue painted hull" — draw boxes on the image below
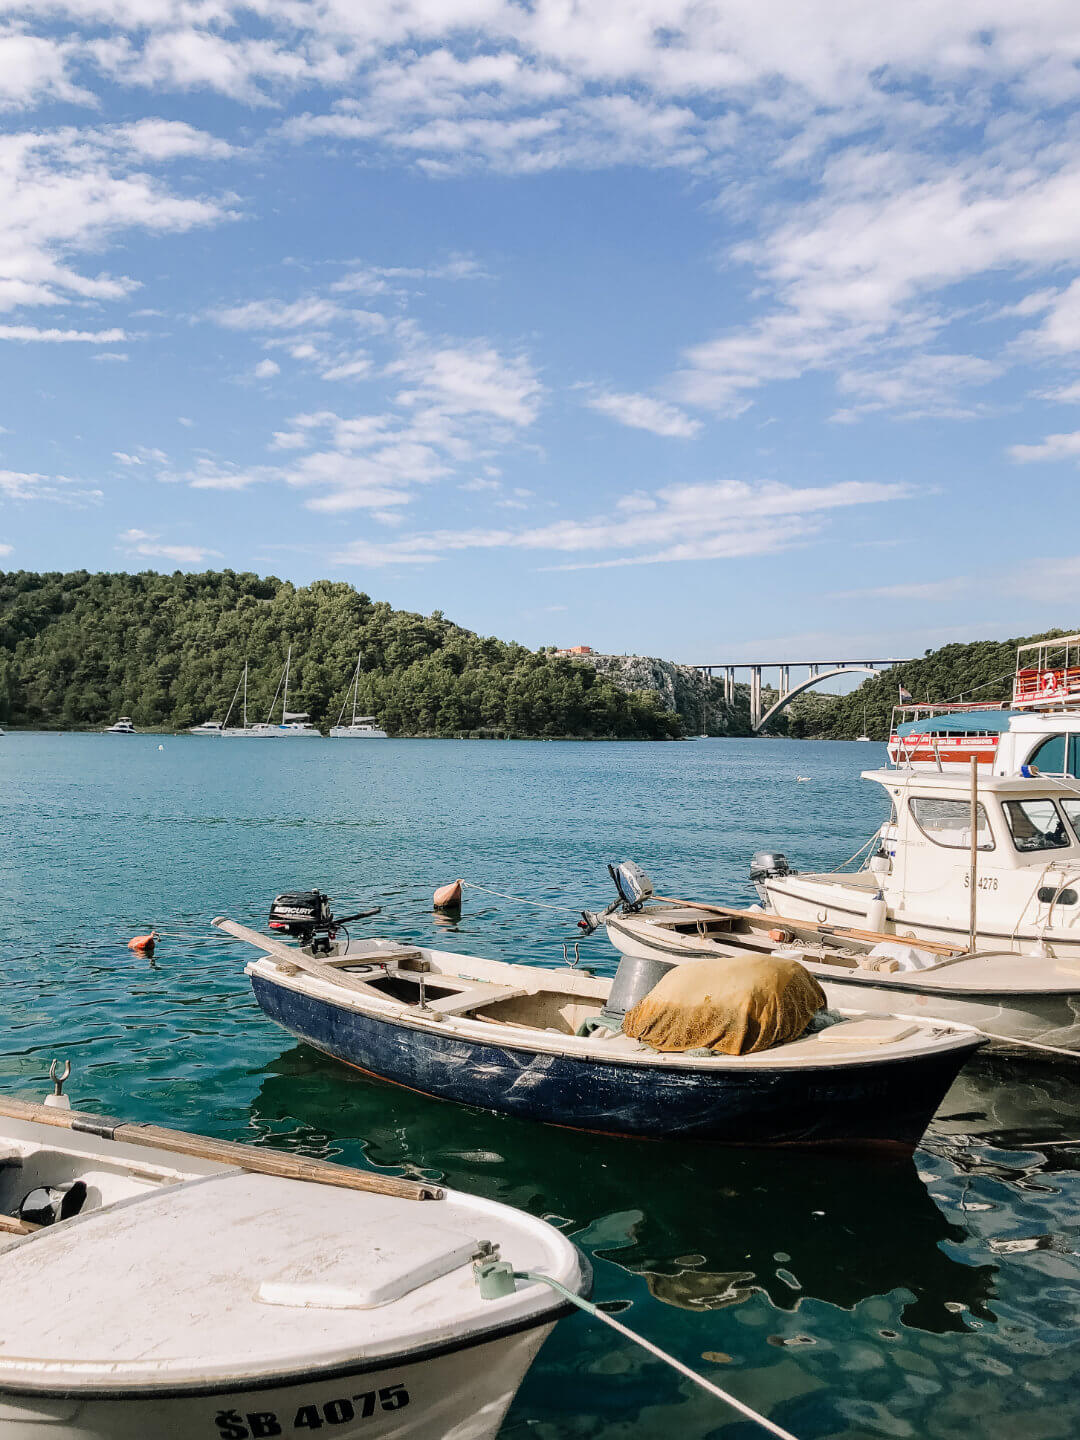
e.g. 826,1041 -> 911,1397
251,976 -> 976,1150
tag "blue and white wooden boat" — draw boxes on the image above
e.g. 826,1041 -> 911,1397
215,919 -> 981,1152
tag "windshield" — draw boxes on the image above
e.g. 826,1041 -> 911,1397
909,797 -> 994,850
1002,798 -> 1072,853
1058,798 -> 1080,838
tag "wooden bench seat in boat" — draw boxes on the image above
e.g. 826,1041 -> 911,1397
425,984 -> 529,1016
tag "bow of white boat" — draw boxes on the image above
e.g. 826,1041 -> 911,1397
0,1127 -> 586,1395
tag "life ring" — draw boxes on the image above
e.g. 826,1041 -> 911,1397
1041,670 -> 1058,694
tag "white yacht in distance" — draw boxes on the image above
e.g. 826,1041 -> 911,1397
187,719 -> 224,736
330,648 -> 387,738
235,647 -> 320,737
104,717 -> 136,734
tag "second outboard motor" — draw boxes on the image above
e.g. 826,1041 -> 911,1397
749,852 -> 791,901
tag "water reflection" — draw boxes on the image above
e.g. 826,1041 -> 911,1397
251,1044 -> 996,1334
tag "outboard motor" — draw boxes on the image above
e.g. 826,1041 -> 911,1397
749,851 -> 791,902
268,890 -> 381,956
578,860 -> 655,935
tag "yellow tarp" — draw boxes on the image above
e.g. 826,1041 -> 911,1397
623,955 -> 826,1056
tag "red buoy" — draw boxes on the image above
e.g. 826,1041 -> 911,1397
128,930 -> 158,955
433,880 -> 463,911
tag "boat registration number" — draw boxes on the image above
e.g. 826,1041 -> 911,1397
962,874 -> 998,891
214,1387 -> 409,1437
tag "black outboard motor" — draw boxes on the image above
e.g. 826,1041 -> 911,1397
268,890 -> 381,955
749,851 -> 792,901
268,890 -> 333,942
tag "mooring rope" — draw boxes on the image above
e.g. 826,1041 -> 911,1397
459,881 -> 583,917
514,1272 -> 801,1440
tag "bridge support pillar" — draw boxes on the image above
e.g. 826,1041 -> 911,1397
725,667 -> 734,704
751,666 -> 762,729
781,664 -> 789,697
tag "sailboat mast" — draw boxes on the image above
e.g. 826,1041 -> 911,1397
243,661 -> 248,729
352,648 -> 362,726
282,645 -> 291,724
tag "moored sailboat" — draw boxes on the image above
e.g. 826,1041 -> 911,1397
330,650 -> 387,739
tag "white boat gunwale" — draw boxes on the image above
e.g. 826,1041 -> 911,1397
606,910 -> 1080,998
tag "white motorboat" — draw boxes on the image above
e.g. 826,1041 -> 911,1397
104,717 -> 136,734
0,1081 -> 586,1440
212,900 -> 982,1151
331,649 -> 387,738
751,765 -> 1080,965
188,720 -> 224,735
606,898 -> 1080,1057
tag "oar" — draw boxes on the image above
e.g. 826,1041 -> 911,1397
213,917 -> 422,999
0,1097 -> 441,1202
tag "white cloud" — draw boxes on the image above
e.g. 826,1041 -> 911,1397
1009,430 -> 1080,463
0,541 -> 12,556
0,27 -> 93,111
211,298 -> 344,331
0,468 -> 101,503
331,476 -> 909,568
0,124 -> 232,317
91,350 -> 129,362
117,527 -> 222,565
390,341 -> 543,425
0,325 -> 127,342
582,387 -> 702,438
253,358 -> 280,378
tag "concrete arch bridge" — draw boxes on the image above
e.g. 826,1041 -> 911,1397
694,658 -> 912,733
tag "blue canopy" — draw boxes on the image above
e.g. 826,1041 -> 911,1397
896,711 -> 1021,738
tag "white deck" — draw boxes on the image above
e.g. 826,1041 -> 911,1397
0,1130 -> 581,1391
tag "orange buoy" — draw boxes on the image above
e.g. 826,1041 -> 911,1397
128,930 -> 158,955
433,880 -> 463,912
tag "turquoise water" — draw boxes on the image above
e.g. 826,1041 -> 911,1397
3,733 -> 1080,1439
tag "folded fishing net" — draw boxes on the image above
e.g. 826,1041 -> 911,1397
622,955 -> 826,1056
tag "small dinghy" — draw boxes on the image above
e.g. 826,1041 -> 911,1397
214,895 -> 981,1151
0,1079 -> 587,1440
594,863 -> 1080,1058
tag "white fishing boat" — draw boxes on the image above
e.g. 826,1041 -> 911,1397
330,650 -> 387,739
104,717 -> 136,734
0,1076 -> 586,1440
211,895 -> 982,1151
750,765 -> 1080,970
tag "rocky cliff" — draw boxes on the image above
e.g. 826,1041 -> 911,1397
569,653 -> 755,736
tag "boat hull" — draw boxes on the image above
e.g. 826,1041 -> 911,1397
0,1326 -> 552,1440
609,916 -> 1080,1055
251,975 -> 975,1151
760,876 -> 1080,961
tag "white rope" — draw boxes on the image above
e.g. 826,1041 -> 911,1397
459,882 -> 582,917
514,1272 -> 800,1440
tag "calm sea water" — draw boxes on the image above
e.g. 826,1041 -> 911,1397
3,733 -> 1080,1439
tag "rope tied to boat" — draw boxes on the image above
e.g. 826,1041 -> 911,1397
459,881 -> 583,917
511,1270 -> 801,1440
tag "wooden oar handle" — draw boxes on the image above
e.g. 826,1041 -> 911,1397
0,1097 -> 442,1202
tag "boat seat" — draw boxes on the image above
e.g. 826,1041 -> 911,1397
426,984 -> 529,1016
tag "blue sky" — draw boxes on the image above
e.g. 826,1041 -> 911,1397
3,5 -> 1080,665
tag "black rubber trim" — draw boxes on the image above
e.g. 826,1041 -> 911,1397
0,1257 -> 592,1400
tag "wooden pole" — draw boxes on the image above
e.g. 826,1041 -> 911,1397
0,1096 -> 441,1201
969,755 -> 979,953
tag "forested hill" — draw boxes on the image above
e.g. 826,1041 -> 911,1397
0,570 -> 681,739
791,628 -> 1080,741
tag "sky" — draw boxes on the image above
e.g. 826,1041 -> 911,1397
4,4 -> 1080,667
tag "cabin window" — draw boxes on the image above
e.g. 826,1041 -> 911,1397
1056,798 -> 1080,840
1027,735 -> 1067,774
908,797 -> 994,849
1002,798 -> 1071,853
